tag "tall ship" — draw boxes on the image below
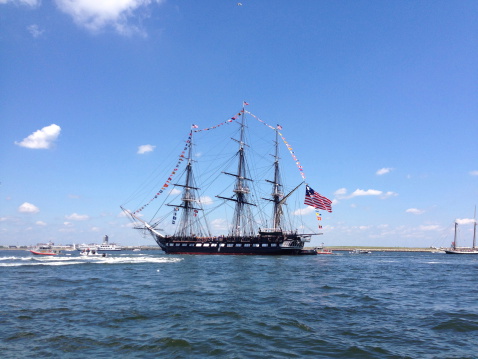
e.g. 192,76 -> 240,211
122,103 -> 332,255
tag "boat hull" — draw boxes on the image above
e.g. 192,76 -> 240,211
445,250 -> 478,254
30,250 -> 58,256
160,245 -> 303,255
156,236 -> 306,255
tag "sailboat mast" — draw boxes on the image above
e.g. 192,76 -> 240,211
272,127 -> 283,230
175,130 -> 203,238
473,206 -> 476,249
453,221 -> 458,250
231,106 -> 254,237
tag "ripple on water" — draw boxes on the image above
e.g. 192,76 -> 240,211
1,251 -> 478,358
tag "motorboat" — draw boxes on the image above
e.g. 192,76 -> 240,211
30,243 -> 61,256
80,249 -> 107,257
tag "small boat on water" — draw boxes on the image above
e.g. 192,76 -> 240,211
77,235 -> 122,252
30,243 -> 61,256
97,235 -> 122,252
445,216 -> 478,254
315,243 -> 335,255
80,249 -> 107,257
350,249 -> 372,254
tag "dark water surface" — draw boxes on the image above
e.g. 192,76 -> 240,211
1,250 -> 477,358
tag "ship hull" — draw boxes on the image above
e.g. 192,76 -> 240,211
161,246 -> 302,255
445,249 -> 478,254
30,250 -> 58,256
156,236 -> 305,255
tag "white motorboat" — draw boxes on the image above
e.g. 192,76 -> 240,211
97,235 -> 122,251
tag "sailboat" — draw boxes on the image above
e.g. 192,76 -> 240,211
122,103 -> 332,255
445,213 -> 478,254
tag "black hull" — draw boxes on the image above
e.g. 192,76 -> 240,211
159,243 -> 303,255
154,234 -> 307,255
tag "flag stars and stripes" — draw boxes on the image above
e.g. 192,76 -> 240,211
304,185 -> 332,213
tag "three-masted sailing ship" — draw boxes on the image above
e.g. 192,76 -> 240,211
122,103 -> 332,255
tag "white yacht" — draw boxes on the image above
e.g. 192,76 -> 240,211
97,235 -> 122,251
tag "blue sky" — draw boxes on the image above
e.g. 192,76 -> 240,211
1,0 -> 477,248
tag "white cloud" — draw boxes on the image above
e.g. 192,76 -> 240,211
293,206 -> 315,216
381,191 -> 398,199
376,167 -> 393,176
199,196 -> 213,205
65,213 -> 89,220
211,218 -> 228,231
0,0 -> 40,7
137,144 -> 156,154
406,208 -> 425,215
27,24 -> 44,37
351,189 -> 383,197
60,222 -> 75,232
169,188 -> 181,195
418,225 -> 441,231
90,226 -> 100,232
470,170 -> 478,176
335,188 -> 397,200
18,202 -> 40,213
15,124 -> 61,149
350,189 -> 397,199
357,225 -> 371,230
36,221 -> 47,226
334,188 -> 347,196
456,218 -> 476,225
54,0 -> 165,35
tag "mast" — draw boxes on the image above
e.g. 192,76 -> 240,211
171,130 -> 208,238
231,106 -> 254,237
217,105 -> 256,237
263,126 -> 303,231
453,221 -> 458,250
271,126 -> 283,230
473,206 -> 476,249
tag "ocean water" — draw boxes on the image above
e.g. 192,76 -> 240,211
1,250 -> 477,358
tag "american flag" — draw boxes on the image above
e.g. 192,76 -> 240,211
304,185 -> 332,213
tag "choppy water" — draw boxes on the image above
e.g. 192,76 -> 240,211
1,250 -> 477,358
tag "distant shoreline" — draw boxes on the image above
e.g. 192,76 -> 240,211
308,246 -> 439,252
2,246 -> 441,252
